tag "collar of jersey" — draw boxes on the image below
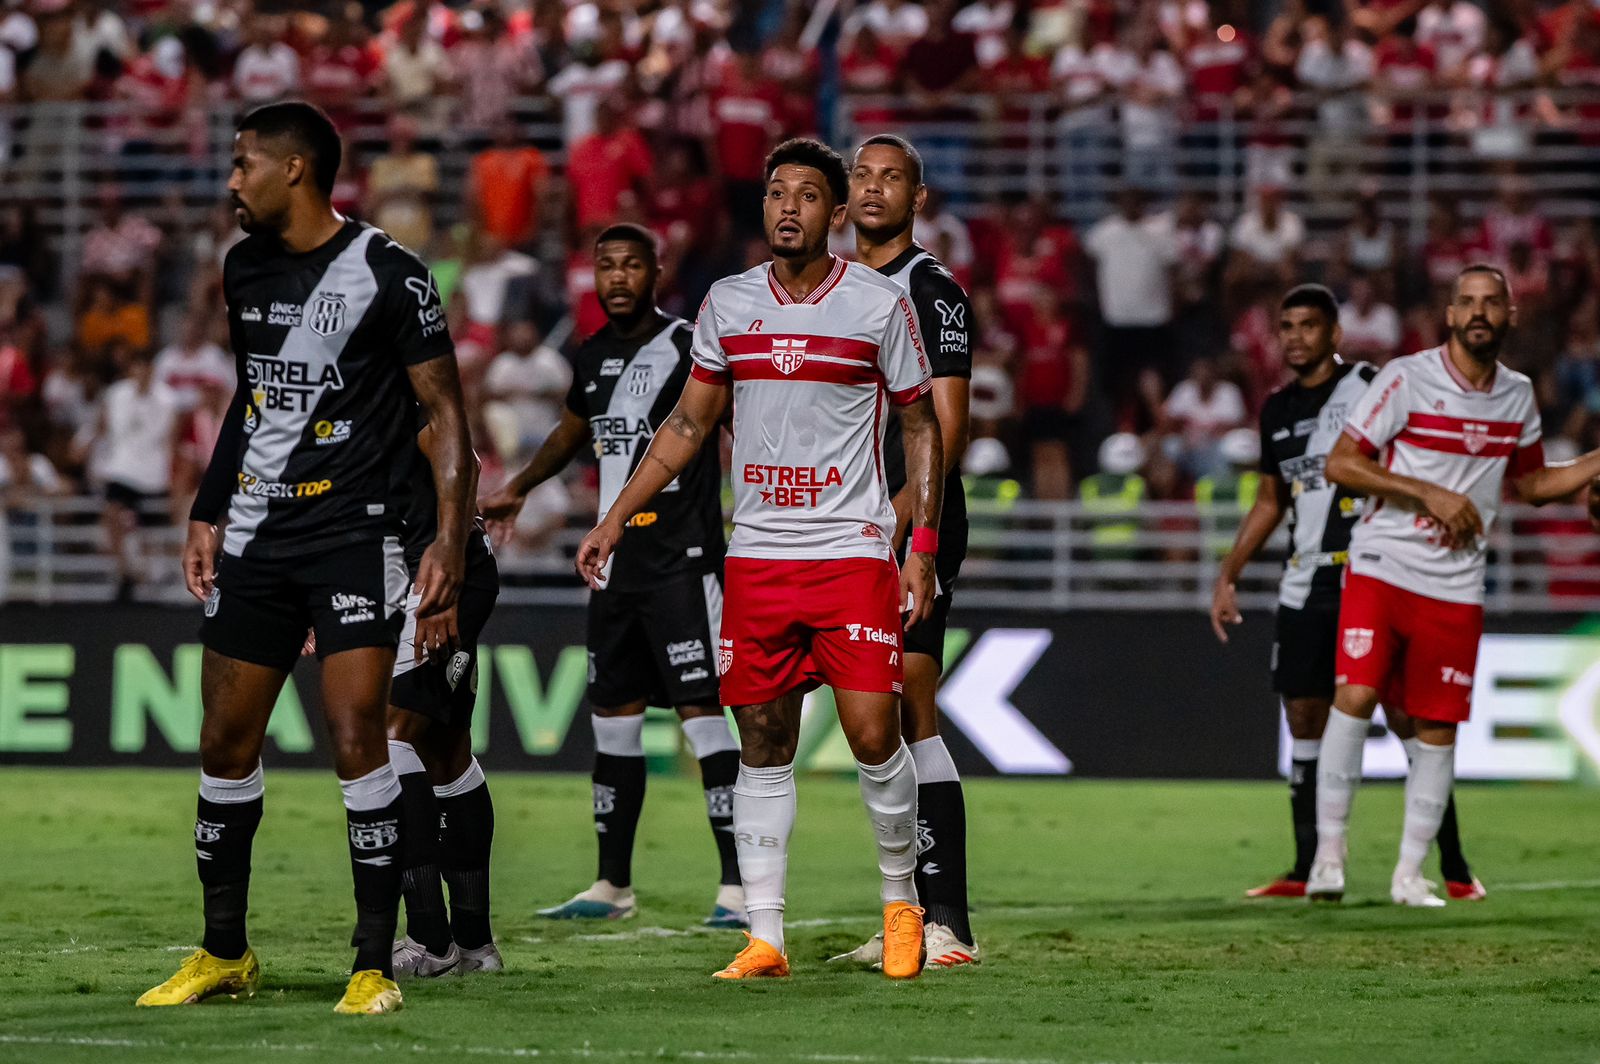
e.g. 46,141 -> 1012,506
766,255 -> 847,306
1437,345 -> 1496,394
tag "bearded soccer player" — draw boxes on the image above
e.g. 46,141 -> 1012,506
832,134 -> 978,969
1312,265 -> 1600,906
576,138 -> 943,980
138,102 -> 472,1014
480,224 -> 743,928
1210,284 -> 1480,900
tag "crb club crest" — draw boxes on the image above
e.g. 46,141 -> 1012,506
625,364 -> 653,396
770,337 -> 807,374
1342,627 -> 1375,660
308,293 -> 347,337
717,638 -> 734,676
1462,421 -> 1489,454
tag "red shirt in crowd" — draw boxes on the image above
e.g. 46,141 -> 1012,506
994,225 -> 1080,336
712,65 -> 785,182
305,42 -> 379,117
566,128 -> 654,230
1186,31 -> 1252,116
1375,37 -> 1437,124
565,245 -> 607,340
1017,311 -> 1082,410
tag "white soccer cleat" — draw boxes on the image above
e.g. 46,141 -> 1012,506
1391,874 -> 1447,908
922,922 -> 980,969
457,941 -> 504,974
1306,858 -> 1346,903
827,931 -> 884,969
391,936 -> 461,978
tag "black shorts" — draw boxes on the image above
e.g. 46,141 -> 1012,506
200,537 -> 411,672
390,572 -> 499,728
899,517 -> 969,669
106,482 -> 167,527
1272,601 -> 1340,699
587,570 -> 723,709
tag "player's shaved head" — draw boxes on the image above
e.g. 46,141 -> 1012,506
855,134 -> 923,187
1453,263 -> 1512,303
1280,283 -> 1338,324
595,223 -> 658,265
236,101 -> 342,196
848,136 -> 928,243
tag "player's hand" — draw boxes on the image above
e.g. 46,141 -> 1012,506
415,539 -> 465,622
415,603 -> 459,664
1210,579 -> 1242,643
182,520 -> 219,603
300,629 -> 316,657
479,486 -> 526,547
901,551 -> 936,630
576,519 -> 623,589
1421,485 -> 1483,549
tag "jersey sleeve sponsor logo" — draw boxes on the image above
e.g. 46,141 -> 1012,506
404,274 -> 447,338
898,296 -> 929,371
932,298 -> 968,354
744,463 -> 843,506
771,337 -> 808,374
307,293 -> 347,337
1361,374 -> 1403,431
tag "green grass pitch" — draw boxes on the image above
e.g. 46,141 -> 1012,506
3,768 -> 1598,1064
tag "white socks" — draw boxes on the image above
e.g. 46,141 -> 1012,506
909,735 -> 960,784
681,714 -> 739,759
856,743 -> 919,905
1397,740 -> 1455,880
733,761 -> 796,952
1314,708 -> 1368,864
1291,738 -> 1322,761
340,761 -> 402,811
200,762 -> 264,804
387,739 -> 425,777
592,714 -> 645,757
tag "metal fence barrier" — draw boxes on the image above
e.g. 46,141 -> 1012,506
7,495 -> 1599,613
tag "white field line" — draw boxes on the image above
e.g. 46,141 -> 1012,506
0,1035 -> 1184,1064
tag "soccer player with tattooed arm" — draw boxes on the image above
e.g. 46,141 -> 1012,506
576,138 -> 944,980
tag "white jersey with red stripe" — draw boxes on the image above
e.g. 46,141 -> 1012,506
1342,345 -> 1544,604
689,255 -> 933,561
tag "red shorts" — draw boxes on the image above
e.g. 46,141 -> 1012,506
718,556 -> 904,706
1334,571 -> 1483,723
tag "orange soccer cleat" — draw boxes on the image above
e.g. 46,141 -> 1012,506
712,933 -> 790,980
880,902 -> 926,980
1246,875 -> 1308,899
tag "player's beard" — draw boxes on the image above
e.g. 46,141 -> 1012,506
1455,318 -> 1507,363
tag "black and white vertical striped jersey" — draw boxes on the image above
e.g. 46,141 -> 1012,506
874,244 -> 971,533
564,312 -> 725,592
1258,360 -> 1377,609
203,222 -> 453,560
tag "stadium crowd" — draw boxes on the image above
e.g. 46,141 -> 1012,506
3,0 -> 1600,587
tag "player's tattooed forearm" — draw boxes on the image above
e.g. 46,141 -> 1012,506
665,410 -> 704,445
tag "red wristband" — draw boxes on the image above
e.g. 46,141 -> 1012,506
911,527 -> 938,555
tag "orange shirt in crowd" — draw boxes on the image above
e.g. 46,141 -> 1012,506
471,145 -> 551,247
78,303 -> 152,356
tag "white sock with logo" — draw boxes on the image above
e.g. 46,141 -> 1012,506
1314,709 -> 1368,864
733,761 -> 796,952
1397,740 -> 1455,881
857,743 -> 919,905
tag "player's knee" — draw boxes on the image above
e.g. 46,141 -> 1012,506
737,726 -> 797,767
844,721 -> 900,765
325,714 -> 389,776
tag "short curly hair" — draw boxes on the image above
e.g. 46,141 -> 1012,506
764,138 -> 848,206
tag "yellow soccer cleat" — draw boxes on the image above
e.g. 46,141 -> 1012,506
333,970 -> 404,1015
712,932 -> 789,980
880,902 -> 926,980
136,948 -> 260,1006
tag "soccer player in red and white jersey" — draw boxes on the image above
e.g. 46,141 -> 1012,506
1311,265 -> 1600,906
576,139 -> 944,980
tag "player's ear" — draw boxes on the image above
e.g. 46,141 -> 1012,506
912,184 -> 928,215
283,152 -> 307,188
830,202 -> 847,228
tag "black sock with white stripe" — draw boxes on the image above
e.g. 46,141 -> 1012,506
436,759 -> 495,950
909,737 -> 973,945
681,715 -> 742,886
343,764 -> 404,977
389,740 -> 452,955
592,715 -> 647,890
196,765 -> 264,960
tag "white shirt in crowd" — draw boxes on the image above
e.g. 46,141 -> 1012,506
1339,300 -> 1402,359
547,59 -> 631,144
97,378 -> 180,495
847,0 -> 930,51
154,340 -> 234,412
483,343 -> 574,451
460,250 -> 538,328
1165,378 -> 1246,447
1230,207 -> 1305,266
1417,0 -> 1486,76
1102,46 -> 1186,149
1084,213 -> 1179,327
232,42 -> 300,103
1295,37 -> 1374,132
953,0 -> 1015,67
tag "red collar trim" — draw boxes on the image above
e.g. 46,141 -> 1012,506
1439,346 -> 1495,394
767,256 -> 846,306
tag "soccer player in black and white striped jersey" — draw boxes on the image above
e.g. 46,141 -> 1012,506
1209,284 -> 1481,902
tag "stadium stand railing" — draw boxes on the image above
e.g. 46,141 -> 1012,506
7,496 -> 1600,613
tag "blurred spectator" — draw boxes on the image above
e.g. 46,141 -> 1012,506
451,6 -> 543,135
304,10 -> 380,120
76,279 -> 150,362
1422,197 -> 1474,298
153,312 -> 231,413
19,8 -> 90,101
381,6 -> 452,118
840,23 -> 900,101
1479,177 -> 1552,263
847,0 -> 931,56
482,320 -> 573,460
566,97 -> 653,233
1226,186 -> 1304,298
458,235 -> 539,349
915,188 -> 975,286
366,115 -> 439,253
1339,273 -> 1402,364
902,0 -> 981,192
0,426 -> 66,503
232,15 -> 300,104
1296,17 -> 1372,201
1161,355 -> 1247,478
72,0 -> 135,68
0,327 -> 37,432
1371,28 -> 1436,131
994,198 -> 1080,336
1166,191 -> 1226,362
1337,190 -> 1399,285
548,43 -> 632,146
712,51 -> 785,238
1108,21 -> 1185,194
1017,295 -> 1090,499
955,0 -> 1016,68
80,191 -> 163,301
1416,0 -> 1486,81
1052,29 -> 1115,209
1084,188 -> 1178,424
85,346 -> 179,598
469,116 -> 552,251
